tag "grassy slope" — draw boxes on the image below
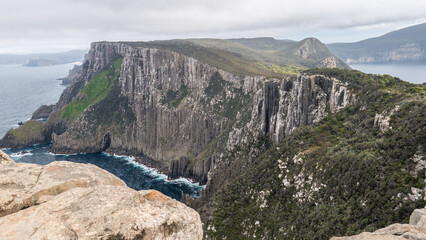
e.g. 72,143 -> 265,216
228,37 -> 296,51
61,57 -> 123,120
126,40 -> 290,79
207,69 -> 426,239
125,37 -> 348,79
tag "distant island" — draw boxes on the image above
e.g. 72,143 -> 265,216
0,49 -> 86,67
328,22 -> 426,64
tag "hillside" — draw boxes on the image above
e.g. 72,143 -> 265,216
201,69 -> 425,239
328,22 -> 426,63
186,37 -> 350,70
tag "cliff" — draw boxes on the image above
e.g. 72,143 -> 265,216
1,41 -> 353,184
0,153 -> 203,240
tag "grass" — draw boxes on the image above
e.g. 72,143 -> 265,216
61,57 -> 123,120
7,120 -> 45,141
161,85 -> 190,108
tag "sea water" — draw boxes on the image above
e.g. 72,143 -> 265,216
350,63 -> 426,84
0,64 -> 203,200
2,145 -> 203,200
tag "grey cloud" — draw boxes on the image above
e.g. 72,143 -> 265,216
0,0 -> 425,53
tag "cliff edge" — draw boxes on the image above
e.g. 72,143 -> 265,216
0,152 -> 203,240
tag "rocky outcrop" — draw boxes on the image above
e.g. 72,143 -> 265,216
0,186 -> 203,240
0,155 -> 203,240
57,64 -> 82,85
0,120 -> 49,148
31,104 -> 54,119
331,206 -> 426,240
0,150 -> 13,164
0,160 -> 126,217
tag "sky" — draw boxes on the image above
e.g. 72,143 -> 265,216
1,0 -> 425,54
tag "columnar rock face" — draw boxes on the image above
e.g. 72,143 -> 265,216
0,156 -> 203,240
330,206 -> 426,240
45,42 -> 355,186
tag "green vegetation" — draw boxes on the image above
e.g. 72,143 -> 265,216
207,70 -> 425,239
7,120 -> 45,141
85,76 -> 135,128
205,72 -> 229,96
268,64 -> 303,76
61,57 -> 123,120
161,85 -> 190,108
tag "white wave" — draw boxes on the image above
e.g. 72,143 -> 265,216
10,152 -> 33,158
103,152 -> 205,188
46,152 -> 78,156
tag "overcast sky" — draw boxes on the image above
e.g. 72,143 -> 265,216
1,0 -> 425,54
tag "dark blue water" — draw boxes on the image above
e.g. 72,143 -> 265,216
0,64 -> 203,200
2,144 -> 203,200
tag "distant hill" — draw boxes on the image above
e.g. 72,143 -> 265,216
0,50 -> 87,66
328,23 -> 426,64
127,37 -> 349,78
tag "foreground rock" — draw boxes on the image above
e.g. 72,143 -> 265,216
331,206 -> 426,240
0,150 -> 14,164
0,186 -> 203,240
0,160 -> 126,217
0,156 -> 203,239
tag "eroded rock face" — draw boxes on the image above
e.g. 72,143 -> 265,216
0,154 -> 202,240
31,104 -> 54,119
0,186 -> 203,240
330,207 -> 426,240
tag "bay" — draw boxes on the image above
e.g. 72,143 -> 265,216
349,63 -> 426,84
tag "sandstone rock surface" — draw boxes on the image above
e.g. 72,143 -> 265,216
0,150 -> 14,164
330,206 -> 426,240
0,155 -> 203,239
0,186 -> 203,240
0,160 -> 125,217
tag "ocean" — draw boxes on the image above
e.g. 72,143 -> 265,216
349,63 -> 426,84
0,64 -> 203,200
